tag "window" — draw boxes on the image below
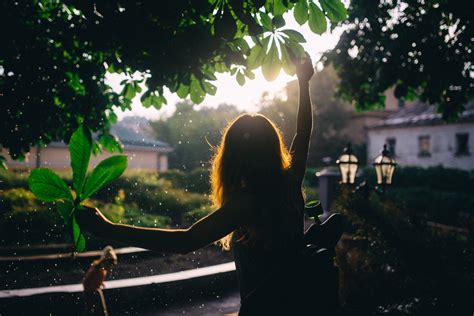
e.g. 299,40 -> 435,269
455,133 -> 470,156
418,135 -> 431,157
386,138 -> 396,156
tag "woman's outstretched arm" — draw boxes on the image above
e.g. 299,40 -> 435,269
76,193 -> 255,254
290,53 -> 315,183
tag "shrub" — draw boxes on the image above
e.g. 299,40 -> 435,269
334,189 -> 474,315
0,204 -> 67,246
159,168 -> 210,193
122,206 -> 172,228
303,167 -> 319,187
183,205 -> 213,225
0,169 -> 210,245
362,166 -> 474,193
0,188 -> 42,213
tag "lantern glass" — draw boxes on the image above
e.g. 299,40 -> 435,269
373,152 -> 396,185
337,153 -> 359,184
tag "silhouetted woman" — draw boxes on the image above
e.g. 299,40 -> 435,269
78,54 -> 339,314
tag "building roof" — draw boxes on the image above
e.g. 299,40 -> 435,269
111,116 -> 171,151
370,101 -> 474,129
48,117 -> 172,152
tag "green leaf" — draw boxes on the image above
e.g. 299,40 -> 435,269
72,215 -> 86,252
190,78 -> 206,104
261,41 -> 280,81
202,69 -> 218,81
247,36 -> 270,70
82,155 -> 128,200
66,72 -> 86,96
272,15 -> 285,28
320,0 -> 347,22
287,40 -> 306,60
281,29 -> 306,43
244,68 -> 255,79
281,45 -> 296,75
141,93 -> 153,107
176,84 -> 190,98
28,169 -> 73,202
99,134 -> 123,153
69,126 -> 92,196
142,92 -> 166,109
236,72 -> 246,86
57,201 -> 74,225
293,0 -> 308,25
308,3 -> 327,35
272,0 -> 286,16
153,94 -> 167,110
259,12 -> 272,31
234,38 -> 250,55
124,83 -> 136,100
203,81 -> 217,95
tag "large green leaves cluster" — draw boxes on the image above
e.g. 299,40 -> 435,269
28,126 -> 127,252
0,0 -> 346,161
323,0 -> 473,121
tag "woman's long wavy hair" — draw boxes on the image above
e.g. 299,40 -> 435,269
210,113 -> 292,250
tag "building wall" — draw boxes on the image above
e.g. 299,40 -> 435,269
2,147 -> 169,171
343,112 -> 393,145
384,87 -> 417,110
367,123 -> 474,170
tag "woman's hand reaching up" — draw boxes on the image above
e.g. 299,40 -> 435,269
296,52 -> 315,83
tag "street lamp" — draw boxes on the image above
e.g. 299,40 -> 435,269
373,144 -> 397,193
336,143 -> 359,184
336,143 -> 397,195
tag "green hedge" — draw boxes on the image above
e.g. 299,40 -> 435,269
0,170 -> 212,246
362,166 -> 474,193
334,190 -> 474,315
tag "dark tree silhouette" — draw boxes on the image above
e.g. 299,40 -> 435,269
324,0 -> 473,121
0,0 -> 346,162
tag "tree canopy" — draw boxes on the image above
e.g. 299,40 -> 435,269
151,66 -> 356,171
0,0 -> 347,162
323,0 -> 473,121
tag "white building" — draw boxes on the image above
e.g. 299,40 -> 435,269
2,116 -> 172,171
367,102 -> 474,171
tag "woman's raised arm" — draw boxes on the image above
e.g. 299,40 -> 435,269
290,53 -> 315,183
76,193 -> 255,254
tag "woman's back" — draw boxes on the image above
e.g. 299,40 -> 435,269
231,171 -> 305,303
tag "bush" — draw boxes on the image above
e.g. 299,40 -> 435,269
159,168 -> 210,193
387,187 -> 474,225
125,188 -> 208,224
0,188 -> 42,214
355,166 -> 474,226
334,189 -> 474,315
303,167 -> 319,187
121,206 -> 172,228
362,166 -> 474,194
182,205 -> 213,225
0,204 -> 67,246
0,169 -> 211,246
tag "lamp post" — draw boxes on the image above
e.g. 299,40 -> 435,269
336,143 -> 359,185
336,143 -> 396,195
373,144 -> 397,194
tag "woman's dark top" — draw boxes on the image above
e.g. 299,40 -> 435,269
231,171 -> 305,304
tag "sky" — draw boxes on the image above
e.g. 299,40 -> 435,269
107,12 -> 344,120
